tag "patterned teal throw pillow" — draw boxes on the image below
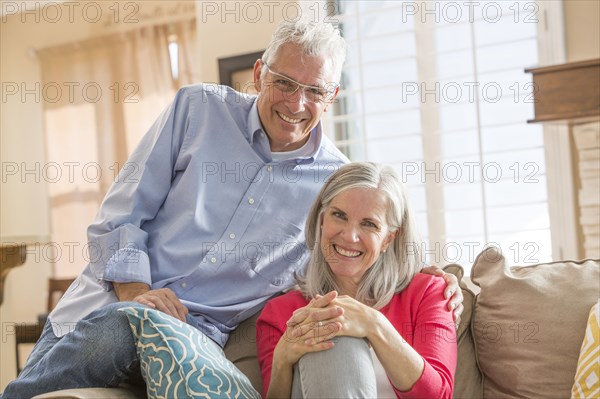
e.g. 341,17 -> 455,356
120,307 -> 261,399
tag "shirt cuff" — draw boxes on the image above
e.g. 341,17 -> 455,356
101,248 -> 152,290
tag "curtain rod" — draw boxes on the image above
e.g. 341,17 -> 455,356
26,17 -> 196,59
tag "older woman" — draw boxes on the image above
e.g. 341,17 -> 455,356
257,162 -> 456,399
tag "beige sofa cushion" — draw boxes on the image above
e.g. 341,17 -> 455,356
444,264 -> 482,399
471,247 -> 599,399
224,310 -> 263,394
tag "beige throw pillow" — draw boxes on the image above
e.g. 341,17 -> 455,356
471,247 -> 599,399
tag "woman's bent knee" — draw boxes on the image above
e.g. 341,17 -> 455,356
292,337 -> 377,398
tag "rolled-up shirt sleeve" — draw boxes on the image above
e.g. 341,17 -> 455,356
86,89 -> 189,290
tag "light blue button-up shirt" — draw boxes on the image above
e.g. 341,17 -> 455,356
49,84 -> 348,346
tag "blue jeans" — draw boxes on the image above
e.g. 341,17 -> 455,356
1,302 -> 145,399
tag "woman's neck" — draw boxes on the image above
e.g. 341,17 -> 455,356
335,278 -> 358,298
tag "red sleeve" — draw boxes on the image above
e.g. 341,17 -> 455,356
393,276 -> 457,399
256,292 -> 307,398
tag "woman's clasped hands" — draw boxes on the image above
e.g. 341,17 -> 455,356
276,289 -> 380,366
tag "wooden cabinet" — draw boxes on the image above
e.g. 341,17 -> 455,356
526,59 -> 600,123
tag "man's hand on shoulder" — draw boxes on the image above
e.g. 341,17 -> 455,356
114,282 -> 189,322
421,265 -> 464,328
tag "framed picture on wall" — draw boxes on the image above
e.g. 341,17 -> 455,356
218,50 -> 264,95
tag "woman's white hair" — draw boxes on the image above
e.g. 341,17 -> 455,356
299,162 -> 425,309
261,17 -> 346,82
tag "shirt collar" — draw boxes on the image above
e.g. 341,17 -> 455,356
246,97 -> 323,164
294,123 -> 322,164
247,97 -> 264,145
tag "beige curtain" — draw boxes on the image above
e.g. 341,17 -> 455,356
38,19 -> 197,277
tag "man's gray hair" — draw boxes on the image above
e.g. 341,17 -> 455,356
299,162 -> 425,309
262,17 -> 347,82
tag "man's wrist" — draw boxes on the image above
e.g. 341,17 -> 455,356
113,281 -> 151,301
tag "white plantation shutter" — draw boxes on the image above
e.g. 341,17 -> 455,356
321,0 -> 563,270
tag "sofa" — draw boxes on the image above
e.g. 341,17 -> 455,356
32,247 -> 600,398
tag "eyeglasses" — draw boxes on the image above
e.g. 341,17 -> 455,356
261,60 -> 338,104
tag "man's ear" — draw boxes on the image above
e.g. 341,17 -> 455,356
253,59 -> 263,93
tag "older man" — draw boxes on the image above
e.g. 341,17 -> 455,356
2,18 -> 461,397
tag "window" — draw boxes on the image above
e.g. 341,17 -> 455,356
324,0 -> 561,270
168,37 -> 180,81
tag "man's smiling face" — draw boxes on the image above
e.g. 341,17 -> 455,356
253,43 -> 338,153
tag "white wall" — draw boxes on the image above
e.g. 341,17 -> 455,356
194,0 -> 297,83
564,0 -> 600,62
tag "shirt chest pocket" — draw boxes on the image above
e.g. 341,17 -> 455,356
247,222 -> 309,288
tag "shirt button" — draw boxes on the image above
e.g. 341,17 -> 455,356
248,198 -> 255,204
180,282 -> 187,288
210,257 -> 217,263
229,233 -> 236,239
267,165 -> 273,172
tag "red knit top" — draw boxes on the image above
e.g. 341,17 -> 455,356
256,273 -> 457,398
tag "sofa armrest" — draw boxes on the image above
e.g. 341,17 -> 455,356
32,387 -> 143,399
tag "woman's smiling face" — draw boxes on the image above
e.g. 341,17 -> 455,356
320,187 -> 397,292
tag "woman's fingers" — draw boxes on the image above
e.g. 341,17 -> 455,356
303,322 -> 342,345
288,292 -> 339,327
287,320 -> 341,343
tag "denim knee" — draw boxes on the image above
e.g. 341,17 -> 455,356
72,301 -> 140,355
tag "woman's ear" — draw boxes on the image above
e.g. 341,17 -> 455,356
382,228 -> 399,252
